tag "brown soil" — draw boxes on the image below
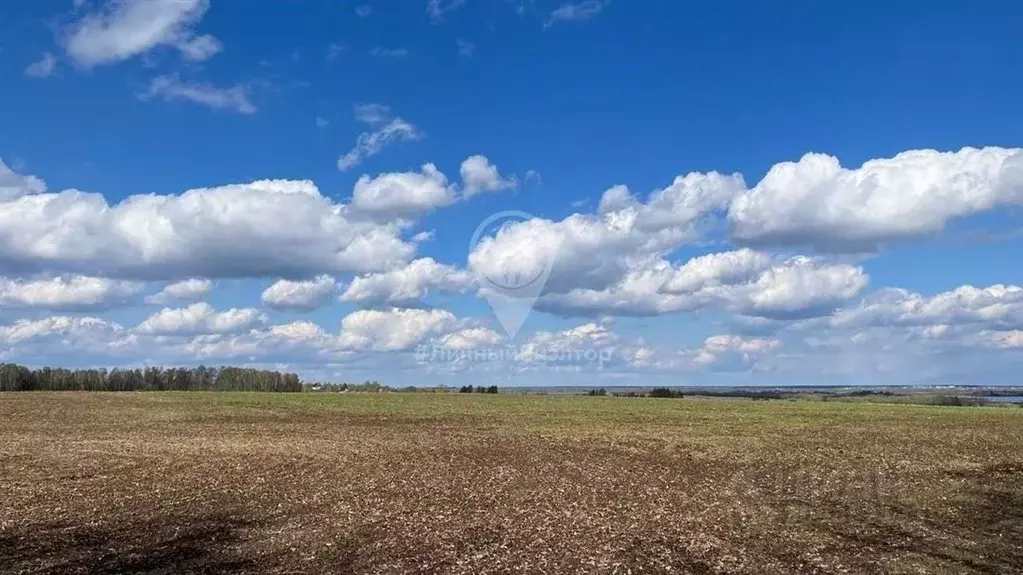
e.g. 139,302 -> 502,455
1,392 -> 1021,574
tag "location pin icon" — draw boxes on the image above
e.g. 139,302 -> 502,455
469,211 -> 556,340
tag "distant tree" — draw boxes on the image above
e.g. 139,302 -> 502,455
0,363 -> 35,391
934,395 -> 965,407
649,387 -> 683,399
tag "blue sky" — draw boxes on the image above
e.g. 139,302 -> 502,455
1,0 -> 1021,386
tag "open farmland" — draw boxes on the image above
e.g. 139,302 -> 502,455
1,392 -> 1021,574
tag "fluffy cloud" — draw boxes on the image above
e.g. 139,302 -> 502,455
348,156 -> 515,219
729,147 -> 1023,250
0,159 -> 46,202
64,0 -> 220,66
828,284 -> 1023,331
338,308 -> 459,351
0,315 -> 346,365
468,171 -> 745,294
145,278 -> 213,304
260,275 -> 336,311
181,321 -> 343,361
460,155 -> 516,198
539,251 -> 868,319
338,105 -> 421,170
0,276 -> 142,310
693,334 -> 782,367
351,164 -> 454,219
437,327 -> 504,350
0,174 -> 414,280
4,144 -> 1022,385
516,322 -> 618,367
523,322 -> 616,350
461,147 -> 1022,277
662,249 -> 772,293
0,316 -> 129,358
340,258 -> 474,305
142,75 -> 255,114
628,346 -> 657,366
723,257 -> 869,319
135,303 -> 266,335
620,334 -> 782,372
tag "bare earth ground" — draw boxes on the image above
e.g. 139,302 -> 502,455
1,393 -> 1021,574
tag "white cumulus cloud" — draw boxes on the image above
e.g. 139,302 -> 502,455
351,164 -> 455,219
261,275 -> 336,311
181,321 -> 343,361
340,258 -> 474,305
729,147 -> 1023,250
338,307 -> 459,351
469,171 -> 745,295
829,284 -> 1023,331
0,173 -> 415,280
0,159 -> 47,202
662,249 -> 773,293
0,316 -> 125,347
0,276 -> 142,310
145,278 -> 213,304
460,155 -> 516,198
516,322 -> 618,366
438,327 -> 504,350
135,302 -> 266,336
539,251 -> 868,319
694,334 -> 782,366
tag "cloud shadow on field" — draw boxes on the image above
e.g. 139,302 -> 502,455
0,512 -> 272,574
817,463 -> 1023,572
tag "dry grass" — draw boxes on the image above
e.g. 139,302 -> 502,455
1,392 -> 1021,574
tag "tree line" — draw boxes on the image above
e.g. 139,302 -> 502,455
0,363 -> 302,392
459,385 -> 498,394
585,387 -> 685,398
